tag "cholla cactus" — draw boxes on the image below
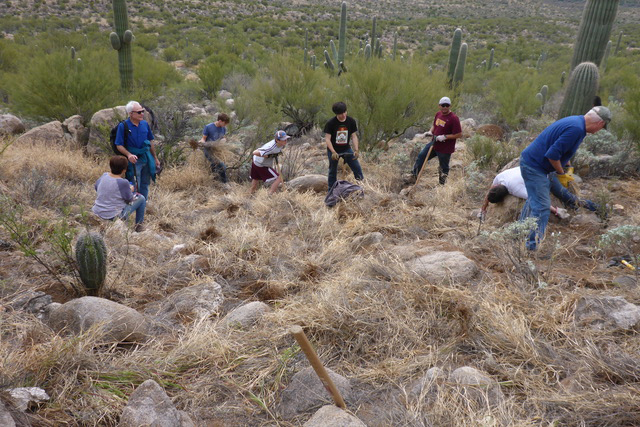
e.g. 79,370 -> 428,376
75,232 -> 107,296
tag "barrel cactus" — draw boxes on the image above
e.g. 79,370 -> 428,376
109,0 -> 134,92
75,232 -> 107,296
558,62 -> 600,119
570,0 -> 619,71
447,28 -> 463,83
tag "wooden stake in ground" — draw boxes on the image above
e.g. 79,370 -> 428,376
407,139 -> 435,195
289,325 -> 346,410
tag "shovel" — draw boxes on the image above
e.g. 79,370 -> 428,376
406,137 -> 435,195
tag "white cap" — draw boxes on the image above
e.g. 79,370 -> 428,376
439,96 -> 451,105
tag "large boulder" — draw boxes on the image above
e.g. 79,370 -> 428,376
574,296 -> 640,330
0,114 -> 25,135
449,366 -> 504,407
303,405 -> 367,427
288,174 -> 328,194
488,195 -> 523,224
460,118 -> 477,139
119,380 -> 195,427
279,367 -> 353,420
147,282 -> 224,325
63,115 -> 89,148
14,121 -> 64,145
87,106 -> 127,154
48,296 -> 149,343
219,301 -> 270,329
407,251 -> 479,284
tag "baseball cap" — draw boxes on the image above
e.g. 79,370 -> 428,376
439,96 -> 451,106
275,130 -> 291,141
591,106 -> 612,126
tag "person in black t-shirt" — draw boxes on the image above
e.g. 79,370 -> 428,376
323,102 -> 364,191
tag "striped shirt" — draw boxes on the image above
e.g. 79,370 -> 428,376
252,139 -> 283,168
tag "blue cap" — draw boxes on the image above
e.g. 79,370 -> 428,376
275,130 -> 291,141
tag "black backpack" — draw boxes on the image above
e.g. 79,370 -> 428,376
110,120 -> 129,156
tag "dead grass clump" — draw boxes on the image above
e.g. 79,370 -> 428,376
158,150 -> 214,191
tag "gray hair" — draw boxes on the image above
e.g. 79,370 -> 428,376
125,101 -> 139,114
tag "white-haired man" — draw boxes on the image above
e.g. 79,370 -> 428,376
114,101 -> 160,201
519,106 -> 611,251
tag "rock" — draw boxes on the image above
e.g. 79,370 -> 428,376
279,367 -> 353,420
0,401 -> 15,427
219,301 -> 270,329
351,232 -> 383,251
449,366 -> 504,407
63,115 -> 89,148
303,405 -> 367,427
409,367 -> 446,399
7,290 -> 52,319
460,118 -> 477,138
48,296 -> 149,343
574,296 -> 640,330
15,121 -> 64,145
167,254 -> 211,278
570,213 -> 601,227
287,174 -> 328,193
225,98 -> 235,108
0,114 -> 25,135
407,251 -> 478,284
148,282 -> 224,324
119,380 -> 195,427
41,302 -> 61,324
476,124 -> 504,140
500,157 -> 520,171
87,106 -> 127,154
218,90 -> 232,99
489,195 -> 523,223
7,387 -> 50,411
612,275 -> 637,288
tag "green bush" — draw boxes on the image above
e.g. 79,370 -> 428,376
197,52 -> 256,100
466,134 -> 521,171
163,46 -> 180,62
132,48 -> 183,101
135,33 -> 158,51
490,66 -> 541,129
6,48 -> 119,122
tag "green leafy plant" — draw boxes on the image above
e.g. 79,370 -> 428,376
466,134 -> 521,171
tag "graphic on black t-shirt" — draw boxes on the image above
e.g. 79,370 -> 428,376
336,127 -> 348,145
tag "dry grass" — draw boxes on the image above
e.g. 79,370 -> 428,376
1,139 -> 639,426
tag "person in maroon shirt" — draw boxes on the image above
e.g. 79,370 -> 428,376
412,96 -> 463,185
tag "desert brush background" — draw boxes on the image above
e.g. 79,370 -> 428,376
1,0 -> 640,426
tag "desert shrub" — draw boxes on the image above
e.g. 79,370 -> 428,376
489,66 -> 542,129
183,45 -> 205,66
573,130 -> 638,177
162,46 -> 180,62
620,84 -> 640,151
135,33 -> 159,51
132,48 -> 183,101
466,134 -> 521,171
599,225 -> 640,283
339,58 -> 445,151
6,48 -> 118,122
150,89 -> 193,167
198,53 -> 256,100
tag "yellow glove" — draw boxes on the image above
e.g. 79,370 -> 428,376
353,150 -> 359,160
566,166 -> 575,177
331,152 -> 340,161
557,173 -> 575,188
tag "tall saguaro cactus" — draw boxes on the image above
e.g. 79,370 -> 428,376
110,0 -> 134,92
338,1 -> 347,65
447,28 -> 462,84
452,42 -> 468,88
558,62 -> 600,119
570,0 -> 619,71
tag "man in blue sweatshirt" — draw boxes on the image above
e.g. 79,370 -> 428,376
519,106 -> 611,251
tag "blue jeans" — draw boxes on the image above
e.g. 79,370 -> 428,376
203,150 -> 228,183
119,195 -> 146,224
549,175 -> 598,211
127,156 -> 152,201
412,140 -> 451,180
520,161 -> 551,251
327,148 -> 364,191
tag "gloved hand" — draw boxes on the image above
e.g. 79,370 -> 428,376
477,210 -> 486,221
566,166 -> 575,177
557,173 -> 575,188
331,152 -> 340,161
353,150 -> 359,159
436,135 -> 447,142
425,131 -> 433,136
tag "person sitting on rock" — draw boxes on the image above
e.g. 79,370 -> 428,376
92,156 -> 146,232
479,166 -> 599,220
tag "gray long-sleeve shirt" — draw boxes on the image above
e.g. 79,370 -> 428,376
91,173 -> 134,220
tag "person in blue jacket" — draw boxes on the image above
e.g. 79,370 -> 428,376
114,101 -> 161,201
519,106 -> 611,251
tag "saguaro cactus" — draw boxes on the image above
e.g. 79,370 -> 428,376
558,62 -> 600,119
364,43 -> 372,60
330,39 -> 338,64
76,232 -> 107,296
487,48 -> 494,70
324,50 -> 335,70
338,1 -> 346,65
601,40 -> 612,72
447,28 -> 463,83
570,0 -> 619,71
303,28 -> 308,65
371,16 -> 377,51
452,42 -> 467,87
614,30 -> 623,54
110,0 -> 134,92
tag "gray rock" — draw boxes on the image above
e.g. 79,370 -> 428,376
48,296 -> 149,343
7,387 -> 50,411
7,290 -> 52,317
218,90 -> 232,99
303,405 -> 366,427
0,114 -> 25,135
225,98 -> 235,108
279,367 -> 353,420
575,296 -> 640,330
407,251 -> 478,284
0,401 -> 15,427
570,213 -> 601,226
41,302 -> 62,324
409,366 -> 446,399
62,115 -> 89,148
612,275 -> 637,288
288,174 -> 328,193
489,195 -> 522,224
148,282 -> 224,324
15,121 -> 64,145
87,106 -> 127,154
220,301 -> 270,329
449,366 -> 504,407
119,380 -> 195,427
166,254 -> 211,279
460,118 -> 477,138
351,232 -> 383,251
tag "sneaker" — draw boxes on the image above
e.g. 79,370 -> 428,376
134,223 -> 145,233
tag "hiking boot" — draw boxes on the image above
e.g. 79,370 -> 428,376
438,169 -> 448,185
134,223 -> 145,233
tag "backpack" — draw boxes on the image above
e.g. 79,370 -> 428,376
110,120 -> 129,156
324,180 -> 364,207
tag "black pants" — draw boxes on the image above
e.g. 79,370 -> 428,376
412,140 -> 451,182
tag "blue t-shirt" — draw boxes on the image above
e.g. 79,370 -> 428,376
520,115 -> 586,173
115,119 -> 154,149
203,123 -> 226,142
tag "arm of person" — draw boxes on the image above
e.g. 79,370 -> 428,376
444,132 -> 463,140
351,133 -> 359,153
117,179 -> 134,203
481,192 -> 490,213
252,149 -> 264,157
115,124 -> 137,163
149,140 -> 161,168
547,158 -> 565,175
324,133 -> 337,155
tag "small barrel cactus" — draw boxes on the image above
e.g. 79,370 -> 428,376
75,232 -> 107,296
558,61 -> 600,119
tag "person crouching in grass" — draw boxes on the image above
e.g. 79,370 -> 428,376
250,130 -> 290,195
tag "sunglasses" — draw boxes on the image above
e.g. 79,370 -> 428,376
133,110 -> 145,114
440,104 -> 451,107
